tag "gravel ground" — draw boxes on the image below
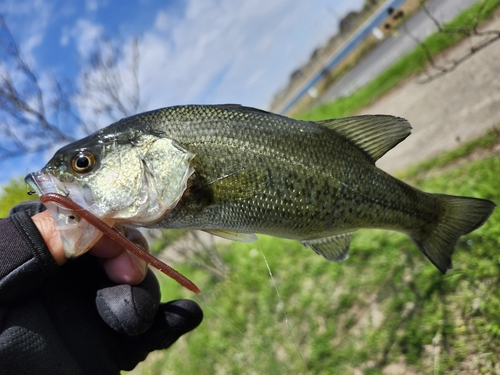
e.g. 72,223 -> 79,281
358,15 -> 500,174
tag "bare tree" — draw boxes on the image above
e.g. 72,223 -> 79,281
0,16 -> 75,157
0,15 -> 228,279
403,0 -> 500,83
0,15 -> 144,158
156,230 -> 229,282
77,36 -> 143,132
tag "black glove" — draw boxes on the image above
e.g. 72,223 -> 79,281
0,202 -> 203,375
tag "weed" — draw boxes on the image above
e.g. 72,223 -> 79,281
128,131 -> 500,374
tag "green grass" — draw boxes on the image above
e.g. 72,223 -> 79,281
149,230 -> 188,255
398,127 -> 500,180
128,131 -> 499,374
297,0 -> 500,121
0,177 -> 38,217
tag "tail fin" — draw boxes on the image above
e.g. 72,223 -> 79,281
410,194 -> 495,273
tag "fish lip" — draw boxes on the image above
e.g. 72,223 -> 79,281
24,173 -> 39,195
25,170 -> 95,211
25,170 -> 102,259
25,171 -> 69,197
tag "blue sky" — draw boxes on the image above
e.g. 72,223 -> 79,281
1,0 -> 364,184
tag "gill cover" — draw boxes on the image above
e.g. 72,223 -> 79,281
25,135 -> 195,258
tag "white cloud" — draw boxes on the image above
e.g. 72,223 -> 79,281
134,0 -> 360,109
154,10 -> 177,32
0,0 -> 48,17
2,0 -> 365,113
60,26 -> 70,46
67,19 -> 104,56
0,0 -> 53,65
0,0 -> 367,183
23,33 -> 44,56
86,0 -> 99,11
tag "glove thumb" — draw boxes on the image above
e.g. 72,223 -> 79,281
137,299 -> 203,351
96,269 -> 161,336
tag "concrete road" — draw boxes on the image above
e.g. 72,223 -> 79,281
357,14 -> 500,174
321,0 -> 480,103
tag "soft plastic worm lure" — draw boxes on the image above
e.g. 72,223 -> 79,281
40,192 -> 201,295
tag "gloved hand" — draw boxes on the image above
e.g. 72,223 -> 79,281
0,202 -> 203,375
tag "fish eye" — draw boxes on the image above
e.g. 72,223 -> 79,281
71,151 -> 96,174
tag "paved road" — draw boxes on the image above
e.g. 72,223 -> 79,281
357,13 -> 500,173
321,0 -> 480,103
277,0 -> 406,114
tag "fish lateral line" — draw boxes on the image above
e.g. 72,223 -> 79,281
39,192 -> 201,295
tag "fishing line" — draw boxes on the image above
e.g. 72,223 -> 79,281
192,290 -> 299,375
257,243 -> 310,375
186,239 -> 310,375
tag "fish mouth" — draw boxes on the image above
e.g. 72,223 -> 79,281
25,171 -> 69,197
25,171 -> 95,209
25,170 -> 105,258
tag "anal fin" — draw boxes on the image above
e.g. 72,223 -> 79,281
204,229 -> 258,243
301,232 -> 354,262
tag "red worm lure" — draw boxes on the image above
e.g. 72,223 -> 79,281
40,192 -> 201,295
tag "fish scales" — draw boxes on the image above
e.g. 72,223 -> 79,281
127,106 -> 436,236
25,104 -> 496,272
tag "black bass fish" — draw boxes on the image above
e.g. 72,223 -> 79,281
26,105 -> 495,272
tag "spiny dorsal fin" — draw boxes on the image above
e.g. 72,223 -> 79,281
316,115 -> 411,162
301,232 -> 354,262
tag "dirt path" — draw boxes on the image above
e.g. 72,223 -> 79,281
358,15 -> 500,174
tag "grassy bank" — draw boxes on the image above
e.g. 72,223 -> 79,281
129,131 -> 499,374
298,0 -> 500,121
0,178 -> 38,217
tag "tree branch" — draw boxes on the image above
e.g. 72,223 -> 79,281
0,15 -> 144,159
411,0 -> 500,83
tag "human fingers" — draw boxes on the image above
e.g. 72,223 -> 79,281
89,227 -> 148,285
32,210 -> 147,285
31,210 -> 66,265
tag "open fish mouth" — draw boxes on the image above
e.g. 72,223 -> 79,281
26,171 -> 67,196
25,171 -> 109,258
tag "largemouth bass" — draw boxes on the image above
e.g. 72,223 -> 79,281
26,105 -> 495,272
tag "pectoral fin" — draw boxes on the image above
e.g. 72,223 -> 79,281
204,229 -> 258,243
208,168 -> 267,203
301,232 -> 354,262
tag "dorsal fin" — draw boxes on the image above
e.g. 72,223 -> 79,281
316,115 -> 411,162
